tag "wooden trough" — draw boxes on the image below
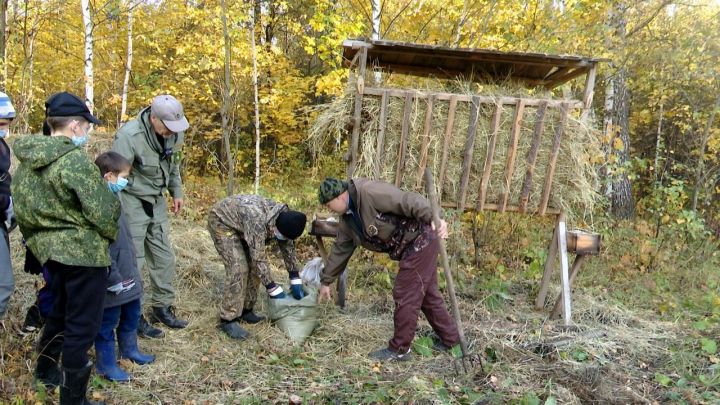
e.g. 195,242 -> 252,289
317,39 -> 604,325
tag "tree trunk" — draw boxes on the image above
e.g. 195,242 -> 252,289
691,93 -> 720,213
0,0 -> 7,91
120,1 -> 133,123
220,0 -> 235,196
250,2 -> 261,194
653,102 -> 664,181
371,0 -> 381,83
81,0 -> 94,111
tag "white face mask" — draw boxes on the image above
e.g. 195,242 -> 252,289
0,129 -> 8,139
274,228 -> 287,241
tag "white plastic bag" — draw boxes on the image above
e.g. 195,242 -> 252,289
300,257 -> 324,288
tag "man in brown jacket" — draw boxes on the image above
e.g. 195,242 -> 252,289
317,177 -> 459,361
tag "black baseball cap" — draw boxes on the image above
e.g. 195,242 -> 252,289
45,92 -> 101,125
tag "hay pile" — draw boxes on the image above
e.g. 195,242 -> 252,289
309,77 -> 601,223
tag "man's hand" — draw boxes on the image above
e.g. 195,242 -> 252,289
431,219 -> 449,239
173,198 -> 184,215
318,284 -> 332,303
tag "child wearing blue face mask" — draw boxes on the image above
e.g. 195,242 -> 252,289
93,151 -> 155,382
0,91 -> 16,330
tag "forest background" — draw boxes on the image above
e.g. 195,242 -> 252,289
2,0 -> 720,403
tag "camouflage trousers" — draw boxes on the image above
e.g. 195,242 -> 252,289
208,212 -> 261,321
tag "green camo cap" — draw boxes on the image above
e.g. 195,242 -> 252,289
318,177 -> 348,204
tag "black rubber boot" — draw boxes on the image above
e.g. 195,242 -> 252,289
34,337 -> 62,389
239,309 -> 265,324
150,306 -> 188,329
219,320 -> 250,340
137,315 -> 164,339
60,362 -> 105,405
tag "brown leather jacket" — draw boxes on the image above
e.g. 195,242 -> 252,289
321,178 -> 432,285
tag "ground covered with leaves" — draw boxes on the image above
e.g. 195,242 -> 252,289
1,179 -> 720,404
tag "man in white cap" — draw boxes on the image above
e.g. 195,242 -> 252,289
112,95 -> 190,337
0,91 -> 16,330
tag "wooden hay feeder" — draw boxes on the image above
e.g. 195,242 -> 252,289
316,39 -> 604,325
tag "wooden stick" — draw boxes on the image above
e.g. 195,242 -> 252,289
519,102 -> 548,213
425,168 -> 469,357
457,96 -> 481,209
557,212 -> 572,326
477,102 -> 502,211
581,65 -> 597,120
346,47 -> 368,178
362,87 -> 584,108
374,90 -> 389,180
395,91 -> 414,187
438,96 -> 458,201
539,103 -> 569,215
535,215 -> 560,309
500,99 -> 526,212
416,95 -> 435,188
551,255 -> 588,319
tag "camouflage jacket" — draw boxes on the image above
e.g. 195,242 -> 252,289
209,195 -> 299,278
112,107 -> 184,202
12,135 -> 120,267
321,178 -> 434,285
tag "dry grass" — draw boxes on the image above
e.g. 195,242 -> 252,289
0,215 -> 683,404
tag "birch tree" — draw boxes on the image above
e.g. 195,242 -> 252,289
120,0 -> 134,123
81,0 -> 94,111
220,0 -> 235,195
250,2 -> 261,194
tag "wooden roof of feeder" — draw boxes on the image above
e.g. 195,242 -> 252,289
343,39 -> 603,89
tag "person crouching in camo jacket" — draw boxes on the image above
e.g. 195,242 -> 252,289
208,194 -> 307,340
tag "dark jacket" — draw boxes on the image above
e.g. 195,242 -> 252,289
105,206 -> 143,308
12,135 -> 120,267
321,178 -> 433,285
0,138 -> 11,226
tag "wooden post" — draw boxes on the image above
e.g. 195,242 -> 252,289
416,95 -> 435,188
551,255 -> 588,319
500,99 -> 525,212
395,91 -> 413,187
477,102 -> 502,211
581,65 -> 597,120
438,96 -> 458,201
373,90 -> 389,180
347,46 -> 368,178
535,214 -> 560,309
557,212 -> 572,326
539,103 -> 569,215
519,102 -> 548,213
457,96 -> 480,209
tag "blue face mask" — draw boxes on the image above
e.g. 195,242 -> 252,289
0,129 -> 8,139
71,126 -> 89,147
108,176 -> 128,194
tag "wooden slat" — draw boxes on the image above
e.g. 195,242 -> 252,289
363,87 -> 584,109
581,65 -> 597,120
551,255 -> 587,319
394,91 -> 413,187
441,201 -> 561,215
519,102 -> 548,213
438,96 -> 458,201
539,103 -> 569,215
346,47 -> 368,178
373,90 -> 389,180
499,99 -> 526,212
535,215 -> 561,309
415,95 -> 435,188
457,96 -> 481,209
477,102 -> 502,211
557,213 -> 572,326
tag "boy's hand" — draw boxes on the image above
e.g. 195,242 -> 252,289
173,198 -> 184,215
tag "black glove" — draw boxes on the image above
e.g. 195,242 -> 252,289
23,247 -> 43,275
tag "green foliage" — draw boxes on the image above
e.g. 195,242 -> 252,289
412,336 -> 434,357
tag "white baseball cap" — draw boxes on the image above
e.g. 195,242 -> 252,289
151,94 -> 189,133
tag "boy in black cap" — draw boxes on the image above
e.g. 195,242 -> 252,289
207,194 -> 307,339
13,91 -> 119,404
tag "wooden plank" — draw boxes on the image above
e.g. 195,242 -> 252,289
363,86 -> 585,109
519,102 -> 548,213
557,213 -> 572,326
581,65 -> 597,120
373,90 -> 389,180
551,255 -> 588,319
499,99 -> 526,213
395,91 -> 413,187
438,96 -> 458,201
346,47 -> 368,178
535,218 -> 560,309
415,95 -> 435,188
457,96 -> 481,209
477,102 -> 502,211
441,201 -> 561,215
539,103 -> 569,215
